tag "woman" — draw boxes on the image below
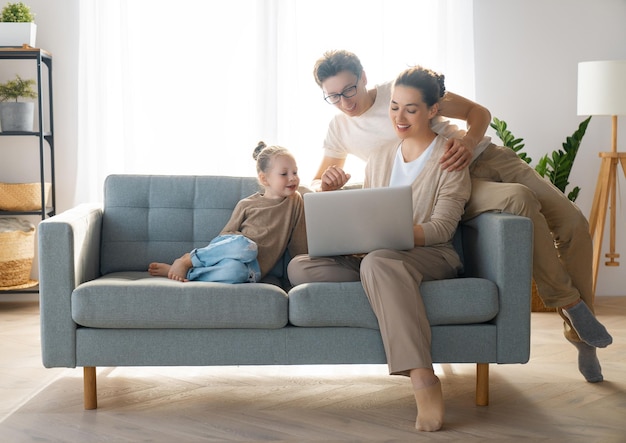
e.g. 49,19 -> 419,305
289,66 -> 470,431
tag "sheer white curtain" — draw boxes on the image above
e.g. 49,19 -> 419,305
77,0 -> 475,203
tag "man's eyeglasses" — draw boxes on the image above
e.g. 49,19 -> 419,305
323,76 -> 360,104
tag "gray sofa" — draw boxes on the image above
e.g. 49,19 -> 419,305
38,174 -> 532,410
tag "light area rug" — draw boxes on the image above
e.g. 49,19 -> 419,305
2,363 -> 626,442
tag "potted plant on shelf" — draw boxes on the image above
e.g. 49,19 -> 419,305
490,116 -> 592,312
0,73 -> 37,131
0,2 -> 36,47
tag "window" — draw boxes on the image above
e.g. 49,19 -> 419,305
77,0 -> 474,202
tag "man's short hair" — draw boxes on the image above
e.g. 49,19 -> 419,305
313,49 -> 364,87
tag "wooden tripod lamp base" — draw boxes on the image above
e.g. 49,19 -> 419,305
588,116 -> 626,297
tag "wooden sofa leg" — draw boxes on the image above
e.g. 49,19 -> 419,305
475,363 -> 489,406
84,367 -> 97,410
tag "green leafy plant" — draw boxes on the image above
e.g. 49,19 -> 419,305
534,117 -> 591,202
0,2 -> 34,22
0,74 -> 37,102
490,117 -> 532,164
490,116 -> 592,202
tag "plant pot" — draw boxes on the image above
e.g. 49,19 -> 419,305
0,23 -> 36,47
0,102 -> 34,131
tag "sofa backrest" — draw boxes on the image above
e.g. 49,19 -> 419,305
100,175 -> 263,275
100,174 -> 466,278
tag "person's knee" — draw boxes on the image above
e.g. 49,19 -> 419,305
499,183 -> 541,217
218,258 -> 251,283
360,253 -> 376,277
287,255 -> 311,286
360,250 -> 399,279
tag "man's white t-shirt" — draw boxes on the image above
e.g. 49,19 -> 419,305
322,81 -> 491,164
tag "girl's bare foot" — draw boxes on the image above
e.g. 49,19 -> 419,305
168,257 -> 190,282
148,262 -> 170,277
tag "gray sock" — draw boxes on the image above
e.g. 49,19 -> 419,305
562,302 -> 613,348
567,338 -> 603,383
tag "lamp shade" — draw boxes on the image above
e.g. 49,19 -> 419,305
577,60 -> 626,116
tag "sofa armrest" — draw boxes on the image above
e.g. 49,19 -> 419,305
38,203 -> 103,368
461,212 -> 533,363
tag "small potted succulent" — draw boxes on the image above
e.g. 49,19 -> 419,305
0,73 -> 37,131
0,2 -> 36,47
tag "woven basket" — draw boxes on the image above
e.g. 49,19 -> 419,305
0,182 -> 51,211
0,218 -> 36,288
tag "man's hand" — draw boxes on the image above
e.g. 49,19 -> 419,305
440,137 -> 474,172
320,165 -> 351,191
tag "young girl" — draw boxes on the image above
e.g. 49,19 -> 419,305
149,142 -> 307,284
288,66 -> 470,431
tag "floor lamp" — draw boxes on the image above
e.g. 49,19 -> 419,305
577,60 -> 626,298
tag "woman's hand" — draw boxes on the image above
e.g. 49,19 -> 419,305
440,136 -> 475,172
320,165 -> 351,191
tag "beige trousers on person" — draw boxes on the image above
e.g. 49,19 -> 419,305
288,247 -> 459,375
468,144 -> 594,342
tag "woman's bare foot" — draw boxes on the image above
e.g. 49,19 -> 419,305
148,262 -> 170,277
411,369 -> 444,432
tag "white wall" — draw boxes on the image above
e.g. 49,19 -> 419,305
32,0 -> 80,213
473,0 -> 626,296
1,0 -> 624,296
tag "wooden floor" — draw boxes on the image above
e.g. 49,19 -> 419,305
0,297 -> 625,442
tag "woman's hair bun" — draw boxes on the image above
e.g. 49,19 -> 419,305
436,73 -> 446,98
252,141 -> 267,161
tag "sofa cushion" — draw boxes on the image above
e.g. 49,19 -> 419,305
72,272 -> 288,329
288,278 -> 498,329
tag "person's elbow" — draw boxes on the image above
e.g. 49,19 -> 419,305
472,103 -> 491,123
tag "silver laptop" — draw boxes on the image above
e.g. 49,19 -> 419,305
304,186 -> 414,257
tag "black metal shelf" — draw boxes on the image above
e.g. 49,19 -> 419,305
0,131 -> 52,137
0,284 -> 39,295
0,47 -> 55,295
0,47 -> 55,221
0,207 -> 55,217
